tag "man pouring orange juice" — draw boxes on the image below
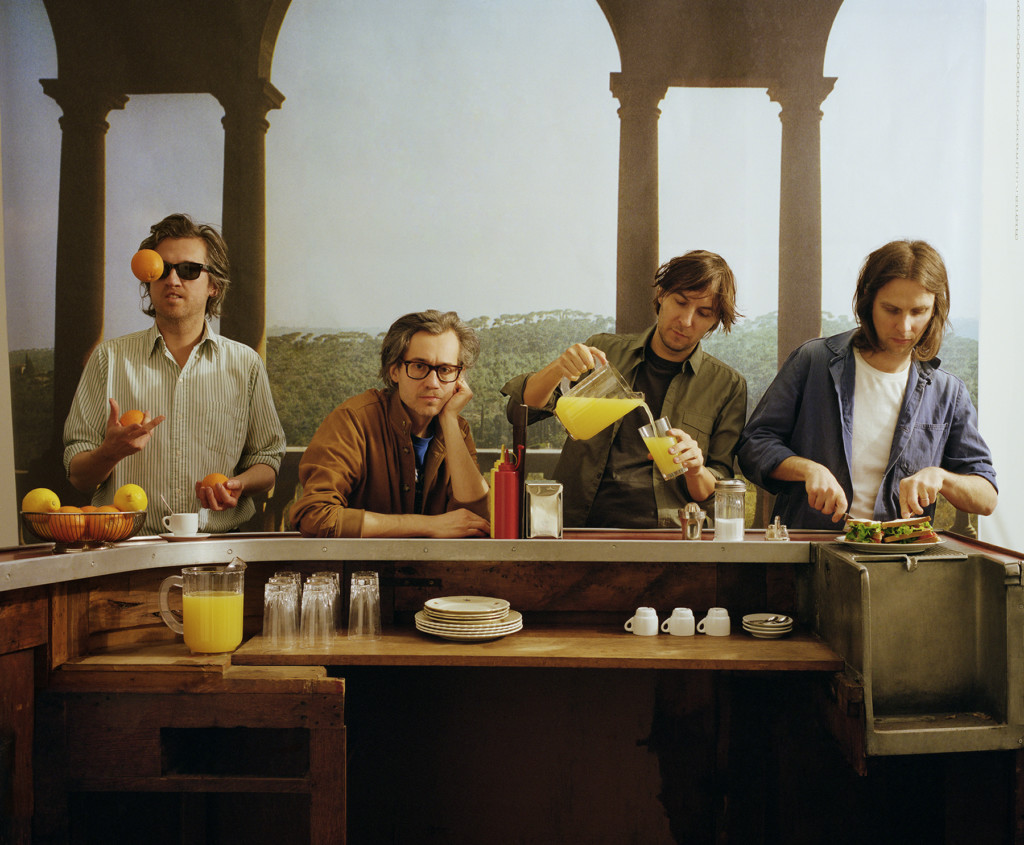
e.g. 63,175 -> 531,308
502,250 -> 747,528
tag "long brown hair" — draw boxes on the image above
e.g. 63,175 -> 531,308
852,240 -> 950,361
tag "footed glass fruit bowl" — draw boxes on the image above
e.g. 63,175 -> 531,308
21,510 -> 146,549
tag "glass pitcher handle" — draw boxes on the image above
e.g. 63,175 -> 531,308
157,574 -> 185,635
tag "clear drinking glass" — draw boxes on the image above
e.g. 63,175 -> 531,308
263,581 -> 298,649
348,571 -> 382,640
300,581 -> 335,647
638,416 -> 685,480
308,571 -> 341,630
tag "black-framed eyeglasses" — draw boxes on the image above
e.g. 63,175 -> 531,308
400,360 -> 463,383
158,261 -> 208,282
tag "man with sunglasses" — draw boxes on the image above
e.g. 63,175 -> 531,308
290,310 -> 490,537
63,213 -> 286,534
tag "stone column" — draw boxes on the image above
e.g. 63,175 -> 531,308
217,80 -> 284,358
40,80 -> 128,426
769,77 -> 836,367
610,74 -> 668,335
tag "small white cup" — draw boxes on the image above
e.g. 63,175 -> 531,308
697,607 -> 730,636
162,512 -> 199,536
661,607 -> 696,636
624,606 -> 659,636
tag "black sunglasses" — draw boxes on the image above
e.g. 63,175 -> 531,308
158,261 -> 209,282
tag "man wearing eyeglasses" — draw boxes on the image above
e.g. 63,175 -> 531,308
62,213 -> 286,534
290,310 -> 490,538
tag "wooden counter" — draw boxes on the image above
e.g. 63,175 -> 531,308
3,529 -> 1019,845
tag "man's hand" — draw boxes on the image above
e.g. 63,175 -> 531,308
553,343 -> 608,382
195,477 -> 242,511
803,463 -> 849,521
425,509 -> 490,538
104,398 -> 165,461
899,467 -> 945,518
441,376 -> 474,419
666,428 -> 704,476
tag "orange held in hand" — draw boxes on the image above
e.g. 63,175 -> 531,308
119,409 -> 145,426
131,249 -> 164,283
201,472 -> 230,489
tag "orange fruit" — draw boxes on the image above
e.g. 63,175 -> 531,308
51,506 -> 85,543
131,249 -> 164,283
201,472 -> 229,489
119,409 -> 145,426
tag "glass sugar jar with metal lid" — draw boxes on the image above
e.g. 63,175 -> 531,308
713,479 -> 746,542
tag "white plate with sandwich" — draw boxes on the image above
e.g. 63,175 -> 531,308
837,516 -> 943,553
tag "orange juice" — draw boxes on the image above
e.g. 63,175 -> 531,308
642,434 -> 684,480
182,591 -> 244,653
554,396 -> 645,440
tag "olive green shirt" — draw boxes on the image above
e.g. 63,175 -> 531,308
501,326 -> 747,528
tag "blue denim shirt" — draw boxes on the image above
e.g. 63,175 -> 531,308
736,330 -> 997,530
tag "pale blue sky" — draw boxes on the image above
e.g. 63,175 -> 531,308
1,0 -> 984,349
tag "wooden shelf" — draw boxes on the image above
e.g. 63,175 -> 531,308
232,625 -> 844,672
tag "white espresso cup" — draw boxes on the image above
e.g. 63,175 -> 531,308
697,606 -> 730,636
162,512 -> 199,536
661,607 -> 696,636
624,606 -> 659,636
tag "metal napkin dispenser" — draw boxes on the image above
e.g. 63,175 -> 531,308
525,481 -> 563,539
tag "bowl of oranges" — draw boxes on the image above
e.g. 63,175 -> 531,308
21,485 -> 148,550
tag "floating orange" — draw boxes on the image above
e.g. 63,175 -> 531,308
119,409 -> 145,426
131,249 -> 165,283
51,506 -> 85,543
201,472 -> 229,489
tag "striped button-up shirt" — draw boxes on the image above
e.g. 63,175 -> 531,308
63,322 -> 286,534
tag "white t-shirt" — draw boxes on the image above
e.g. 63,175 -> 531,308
849,348 -> 911,518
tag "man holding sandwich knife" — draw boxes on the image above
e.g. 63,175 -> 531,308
737,239 -> 997,531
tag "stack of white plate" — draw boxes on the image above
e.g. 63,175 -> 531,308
415,595 -> 523,642
742,613 -> 794,639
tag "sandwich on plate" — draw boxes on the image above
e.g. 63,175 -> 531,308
843,516 -> 938,544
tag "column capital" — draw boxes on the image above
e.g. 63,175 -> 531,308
609,73 -> 669,118
39,79 -> 128,131
767,77 -> 837,120
216,79 -> 286,134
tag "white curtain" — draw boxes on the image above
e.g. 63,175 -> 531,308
978,0 -> 1024,549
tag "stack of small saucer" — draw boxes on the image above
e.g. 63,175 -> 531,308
415,595 -> 523,642
742,613 -> 793,639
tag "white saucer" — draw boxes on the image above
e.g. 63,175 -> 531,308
160,533 -> 212,542
424,596 -> 511,616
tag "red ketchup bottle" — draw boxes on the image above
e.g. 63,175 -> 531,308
491,451 -> 520,539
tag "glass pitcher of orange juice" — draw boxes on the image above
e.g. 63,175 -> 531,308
158,559 -> 246,653
554,363 -> 648,440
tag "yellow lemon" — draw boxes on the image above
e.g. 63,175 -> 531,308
113,483 -> 148,512
22,487 -> 60,513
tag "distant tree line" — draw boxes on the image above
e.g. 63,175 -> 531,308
8,312 -> 984,471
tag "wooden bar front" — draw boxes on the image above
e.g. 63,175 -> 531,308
0,531 -> 1020,844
